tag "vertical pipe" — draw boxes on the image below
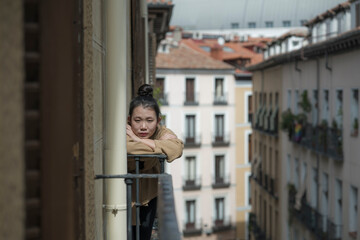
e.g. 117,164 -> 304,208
104,0 -> 129,239
141,0 -> 150,84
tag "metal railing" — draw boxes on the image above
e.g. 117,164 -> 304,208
212,174 -> 231,189
212,216 -> 232,232
213,92 -> 228,105
95,154 -> 180,240
288,122 -> 343,161
184,92 -> 199,106
183,134 -> 201,148
182,219 -> 202,236
211,132 -> 230,146
182,176 -> 201,191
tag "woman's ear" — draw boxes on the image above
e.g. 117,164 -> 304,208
127,116 -> 131,125
157,116 -> 162,125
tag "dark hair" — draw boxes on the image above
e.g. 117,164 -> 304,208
128,84 -> 161,118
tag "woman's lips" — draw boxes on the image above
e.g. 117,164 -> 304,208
139,133 -> 148,137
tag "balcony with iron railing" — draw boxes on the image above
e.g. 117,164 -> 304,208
183,134 -> 201,148
211,132 -> 230,147
212,216 -> 232,232
182,176 -> 201,191
212,174 -> 231,189
288,185 -> 342,240
287,122 -> 343,162
183,219 -> 202,237
213,92 -> 228,105
252,170 -> 278,199
95,154 -> 181,240
184,92 -> 199,106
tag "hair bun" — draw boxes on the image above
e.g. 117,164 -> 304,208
137,84 -> 153,97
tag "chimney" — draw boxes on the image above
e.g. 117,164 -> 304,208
210,44 -> 223,60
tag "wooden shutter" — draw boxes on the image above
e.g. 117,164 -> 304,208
186,78 -> 195,102
24,0 -> 42,238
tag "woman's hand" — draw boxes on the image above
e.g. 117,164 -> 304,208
127,124 -> 141,142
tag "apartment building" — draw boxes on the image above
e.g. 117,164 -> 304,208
156,40 -> 237,239
248,1 -> 360,239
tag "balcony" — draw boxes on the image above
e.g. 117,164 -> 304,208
288,122 -> 343,161
213,92 -> 228,105
212,175 -> 230,189
183,134 -> 201,148
211,132 -> 230,147
184,92 -> 199,106
212,216 -> 232,232
182,176 -> 201,191
288,186 -> 342,240
95,154 -> 180,240
183,219 -> 202,237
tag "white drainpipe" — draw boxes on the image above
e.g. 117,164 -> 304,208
104,0 -> 129,239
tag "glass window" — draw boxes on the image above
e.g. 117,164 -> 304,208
231,22 -> 239,29
248,22 -> 256,28
283,21 -> 291,27
265,21 -> 273,28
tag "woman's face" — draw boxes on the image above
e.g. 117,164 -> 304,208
128,106 -> 160,139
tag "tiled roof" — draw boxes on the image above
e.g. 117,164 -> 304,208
267,28 -> 309,46
305,1 -> 351,26
147,0 -> 172,5
179,38 -> 266,69
156,42 -> 234,70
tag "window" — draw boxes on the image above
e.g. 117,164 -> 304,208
265,21 -> 273,28
222,46 -> 234,53
287,155 -> 291,183
185,78 -> 197,105
351,89 -> 359,136
335,90 -> 343,127
356,3 -> 360,28
185,156 -> 196,185
215,155 -> 225,183
283,20 -> 291,27
214,114 -> 225,142
248,22 -> 256,28
322,173 -> 329,231
335,179 -> 343,237
287,90 -> 292,109
300,20 -> 307,26
247,174 -> 252,205
248,95 -> 253,123
248,134 -> 252,163
294,158 -> 299,189
310,167 -> 318,208
160,114 -> 166,126
185,200 -> 196,228
349,186 -> 358,237
185,115 -> 196,143
294,90 -> 299,114
214,78 -> 226,104
231,22 -> 239,29
214,198 -> 225,223
322,90 -> 329,122
312,90 -> 319,126
200,46 -> 210,52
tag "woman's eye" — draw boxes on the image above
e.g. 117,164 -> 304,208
147,119 -> 154,123
134,120 -> 140,123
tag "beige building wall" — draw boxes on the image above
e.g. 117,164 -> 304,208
0,0 -> 24,239
251,67 -> 283,240
235,83 -> 253,240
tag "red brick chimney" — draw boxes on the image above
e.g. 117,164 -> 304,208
210,44 -> 223,60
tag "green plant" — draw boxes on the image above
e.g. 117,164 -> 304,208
320,119 -> 328,129
354,118 -> 359,130
298,90 -> 312,113
296,113 -> 307,125
281,109 -> 295,130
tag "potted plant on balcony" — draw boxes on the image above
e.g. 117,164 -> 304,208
351,117 -> 358,137
298,90 -> 312,113
281,109 -> 295,140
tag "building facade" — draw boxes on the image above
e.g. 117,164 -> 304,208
156,41 -> 237,239
248,1 -> 360,239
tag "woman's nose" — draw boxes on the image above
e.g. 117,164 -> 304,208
141,122 -> 147,129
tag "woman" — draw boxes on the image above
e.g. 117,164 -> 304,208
126,84 -> 183,240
